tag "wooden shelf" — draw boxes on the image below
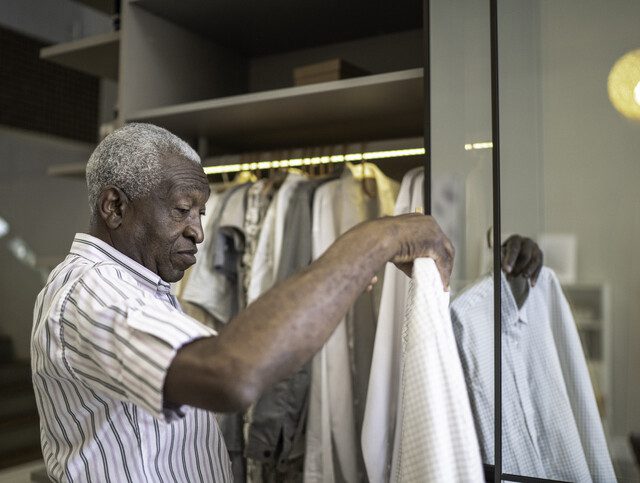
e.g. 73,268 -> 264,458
40,31 -> 120,81
47,163 -> 87,178
127,68 -> 424,150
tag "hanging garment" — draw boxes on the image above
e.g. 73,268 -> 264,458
393,258 -> 483,482
243,179 -> 276,299
360,168 -> 422,483
245,172 -> 313,482
215,225 -> 246,313
304,164 -> 399,483
304,177 -> 343,483
361,167 -> 474,483
247,172 -> 306,304
182,183 -> 249,323
273,171 -> 307,275
245,178 -> 322,480
276,178 -> 327,280
450,268 -> 616,482
361,167 -> 482,483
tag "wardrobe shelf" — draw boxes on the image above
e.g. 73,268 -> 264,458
127,68 -> 424,150
40,31 -> 120,81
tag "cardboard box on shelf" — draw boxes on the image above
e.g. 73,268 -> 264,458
293,59 -> 370,86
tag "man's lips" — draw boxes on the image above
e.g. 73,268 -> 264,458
175,249 -> 197,265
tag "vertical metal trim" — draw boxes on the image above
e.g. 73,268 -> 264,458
489,0 -> 502,481
423,0 -> 431,215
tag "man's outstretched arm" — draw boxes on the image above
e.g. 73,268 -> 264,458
164,213 -> 454,412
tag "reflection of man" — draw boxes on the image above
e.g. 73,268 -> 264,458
31,123 -> 540,481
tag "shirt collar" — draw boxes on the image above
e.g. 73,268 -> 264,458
70,233 -> 172,294
500,271 -> 529,326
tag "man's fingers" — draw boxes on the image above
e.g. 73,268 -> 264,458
530,251 -> 544,286
522,247 -> 541,277
430,245 -> 453,291
434,257 -> 451,290
501,236 -> 522,273
444,237 -> 456,262
511,240 -> 534,276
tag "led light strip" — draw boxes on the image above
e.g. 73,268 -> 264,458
203,148 -> 426,175
464,142 -> 494,151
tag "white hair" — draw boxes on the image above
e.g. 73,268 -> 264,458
86,123 -> 201,217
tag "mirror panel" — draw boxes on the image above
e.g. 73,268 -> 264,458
499,0 -> 640,480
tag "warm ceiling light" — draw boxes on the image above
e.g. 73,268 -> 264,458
607,49 -> 640,121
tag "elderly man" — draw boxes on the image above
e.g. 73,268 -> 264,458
32,123 -> 541,481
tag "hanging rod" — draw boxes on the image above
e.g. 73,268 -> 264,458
202,147 -> 426,175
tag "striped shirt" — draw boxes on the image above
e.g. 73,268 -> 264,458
31,233 -> 233,482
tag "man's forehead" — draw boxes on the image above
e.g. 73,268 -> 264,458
155,157 -> 209,199
169,183 -> 210,197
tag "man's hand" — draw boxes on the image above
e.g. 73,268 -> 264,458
501,235 -> 544,286
384,213 -> 455,289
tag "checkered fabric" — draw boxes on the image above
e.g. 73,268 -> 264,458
392,258 -> 484,482
450,268 -> 616,482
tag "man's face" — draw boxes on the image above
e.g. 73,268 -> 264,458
121,156 -> 210,283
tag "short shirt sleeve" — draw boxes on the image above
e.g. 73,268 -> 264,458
59,263 -> 216,422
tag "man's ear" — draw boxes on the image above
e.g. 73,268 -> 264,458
98,187 -> 129,230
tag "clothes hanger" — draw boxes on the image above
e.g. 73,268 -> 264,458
358,158 -> 376,198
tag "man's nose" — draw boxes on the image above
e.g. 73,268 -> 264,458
185,217 -> 205,244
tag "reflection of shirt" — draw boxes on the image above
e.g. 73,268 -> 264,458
32,234 -> 231,482
450,268 -> 615,482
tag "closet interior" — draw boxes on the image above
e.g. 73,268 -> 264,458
36,0 -> 639,481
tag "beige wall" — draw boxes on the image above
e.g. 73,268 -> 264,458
0,127 -> 91,360
538,0 -> 640,439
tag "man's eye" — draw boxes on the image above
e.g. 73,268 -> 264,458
175,208 -> 190,215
